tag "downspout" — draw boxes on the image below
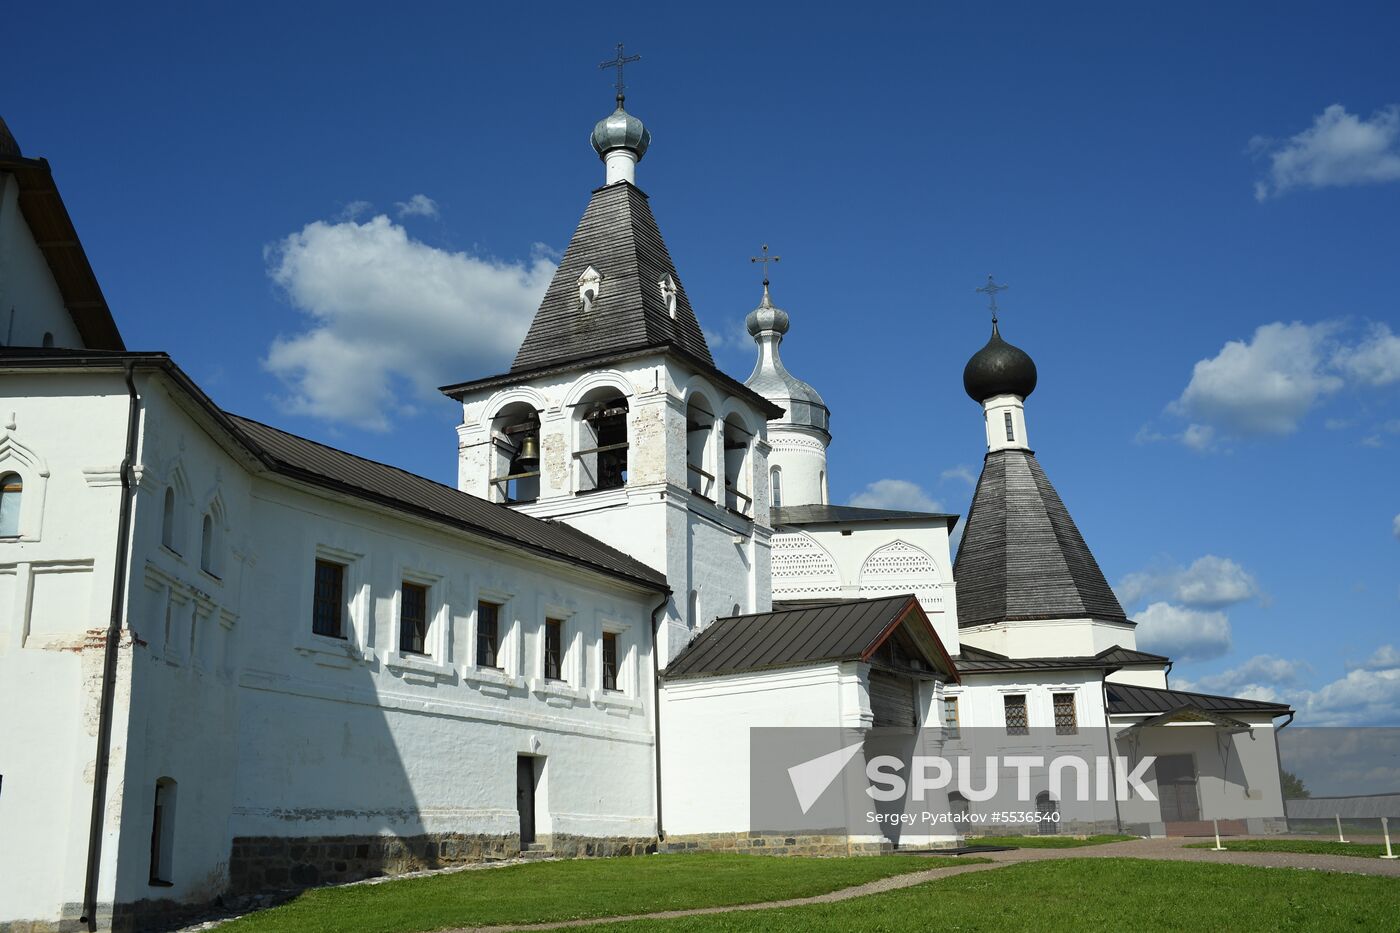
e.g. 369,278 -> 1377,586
81,362 -> 141,930
1101,673 -> 1124,834
649,593 -> 670,845
1272,709 -> 1296,831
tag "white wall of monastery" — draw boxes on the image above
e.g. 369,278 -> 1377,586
959,617 -> 1136,659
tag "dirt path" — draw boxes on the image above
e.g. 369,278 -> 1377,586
443,836 -> 1400,933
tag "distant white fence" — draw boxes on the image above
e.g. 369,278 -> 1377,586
1285,794 -> 1400,820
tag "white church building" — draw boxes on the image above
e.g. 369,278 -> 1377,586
0,91 -> 1291,932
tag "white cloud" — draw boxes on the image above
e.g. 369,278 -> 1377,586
940,465 -> 976,486
1346,644 -> 1400,672
1333,322 -> 1400,387
1175,654 -> 1310,702
1253,104 -> 1400,200
339,200 -> 372,220
394,194 -> 439,219
1134,601 -> 1232,662
1302,666 -> 1400,726
1117,555 -> 1260,609
848,479 -> 942,513
1170,322 -> 1343,437
264,214 -> 555,429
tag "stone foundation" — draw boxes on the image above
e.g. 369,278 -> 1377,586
228,832 -> 655,894
659,832 -> 892,857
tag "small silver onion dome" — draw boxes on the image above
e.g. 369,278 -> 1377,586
591,104 -> 651,161
745,285 -> 790,337
744,286 -> 830,436
963,321 -> 1038,402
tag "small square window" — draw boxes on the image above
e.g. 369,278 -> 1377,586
477,601 -> 501,669
601,631 -> 619,692
1004,410 -> 1015,442
312,560 -> 345,639
400,581 -> 429,655
544,618 -> 564,681
1004,694 -> 1028,735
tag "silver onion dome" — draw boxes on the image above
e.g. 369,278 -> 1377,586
590,104 -> 651,161
744,286 -> 830,436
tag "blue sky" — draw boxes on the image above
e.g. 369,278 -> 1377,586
8,1 -> 1399,723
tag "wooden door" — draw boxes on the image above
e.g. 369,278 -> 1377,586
1155,754 -> 1200,822
516,756 -> 536,847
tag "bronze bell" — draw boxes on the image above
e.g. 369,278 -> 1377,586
513,431 -> 540,473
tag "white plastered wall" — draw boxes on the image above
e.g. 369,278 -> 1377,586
0,173 -> 84,349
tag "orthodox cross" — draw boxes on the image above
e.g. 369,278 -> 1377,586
600,43 -> 641,105
751,244 -> 781,286
975,274 -> 1009,324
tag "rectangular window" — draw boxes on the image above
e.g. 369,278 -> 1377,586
400,581 -> 428,655
1004,410 -> 1015,442
312,560 -> 345,638
1004,694 -> 1029,735
1054,692 -> 1078,735
477,601 -> 501,669
943,696 -> 960,737
601,631 -> 619,692
544,618 -> 564,681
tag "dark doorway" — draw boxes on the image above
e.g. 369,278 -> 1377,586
1156,754 -> 1201,823
516,756 -> 537,847
1035,790 -> 1059,835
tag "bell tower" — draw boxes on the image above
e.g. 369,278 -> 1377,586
442,62 -> 779,663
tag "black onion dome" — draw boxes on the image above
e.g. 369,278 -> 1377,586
963,322 -> 1038,402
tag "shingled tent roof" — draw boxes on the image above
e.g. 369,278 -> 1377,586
954,449 -> 1128,627
511,181 -> 712,372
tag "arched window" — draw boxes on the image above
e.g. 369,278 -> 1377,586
489,402 -> 542,503
948,791 -> 970,821
731,602 -> 741,617
161,486 -> 178,552
688,589 -> 699,630
769,467 -> 782,508
685,394 -> 716,500
722,414 -> 752,515
149,777 -> 178,885
1035,790 -> 1059,835
41,332 -> 55,348
200,514 -> 215,575
575,390 -> 628,493
819,470 -> 828,505
0,473 -> 22,537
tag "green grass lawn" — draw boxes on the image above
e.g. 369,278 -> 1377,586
217,853 -> 975,933
964,834 -> 1135,849
1186,838 -> 1397,859
579,858 -> 1400,932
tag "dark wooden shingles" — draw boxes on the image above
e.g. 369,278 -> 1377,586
954,450 -> 1128,628
1105,682 -> 1290,715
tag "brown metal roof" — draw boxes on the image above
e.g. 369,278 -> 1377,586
0,152 -> 124,350
665,594 -> 957,681
1105,682 -> 1290,717
772,503 -> 959,528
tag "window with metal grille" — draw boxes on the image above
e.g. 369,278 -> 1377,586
544,618 -> 564,680
1004,410 -> 1015,442
312,560 -> 345,638
1053,692 -> 1078,734
1004,694 -> 1029,735
477,601 -> 501,669
601,631 -> 619,691
943,696 -> 960,737
400,581 -> 428,655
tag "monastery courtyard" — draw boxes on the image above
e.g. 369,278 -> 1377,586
197,836 -> 1400,932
